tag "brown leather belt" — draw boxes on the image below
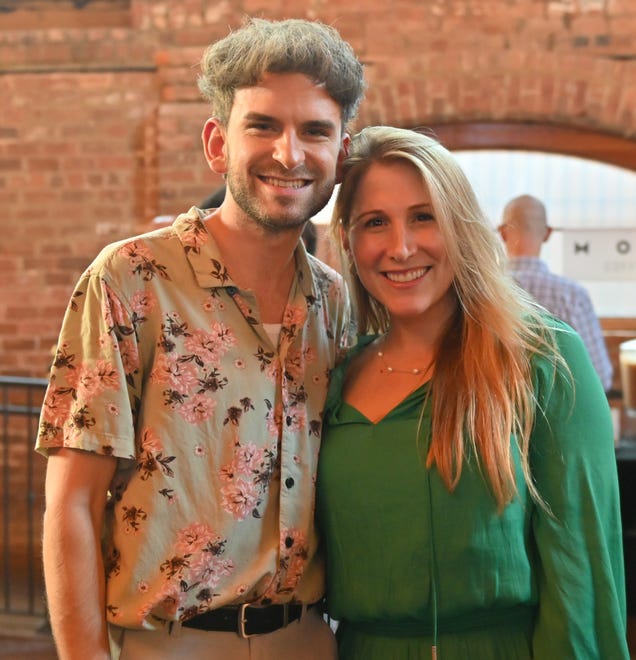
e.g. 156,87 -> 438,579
182,601 -> 322,638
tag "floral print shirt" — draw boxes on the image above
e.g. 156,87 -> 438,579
36,207 -> 351,629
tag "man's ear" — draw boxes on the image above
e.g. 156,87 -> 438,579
335,133 -> 351,184
202,118 -> 228,175
544,226 -> 553,242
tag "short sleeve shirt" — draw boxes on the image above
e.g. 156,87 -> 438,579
36,207 -> 351,629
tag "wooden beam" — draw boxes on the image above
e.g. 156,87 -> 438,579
425,122 -> 636,172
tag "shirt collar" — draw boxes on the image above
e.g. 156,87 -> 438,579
507,256 -> 550,273
173,207 -> 318,298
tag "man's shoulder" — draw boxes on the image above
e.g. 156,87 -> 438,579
306,253 -> 343,283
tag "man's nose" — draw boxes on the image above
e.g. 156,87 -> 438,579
272,131 -> 304,169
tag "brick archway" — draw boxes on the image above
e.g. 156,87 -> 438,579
425,122 -> 636,171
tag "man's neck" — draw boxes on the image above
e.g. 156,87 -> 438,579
204,209 -> 303,322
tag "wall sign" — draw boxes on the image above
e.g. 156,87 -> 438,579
562,229 -> 636,281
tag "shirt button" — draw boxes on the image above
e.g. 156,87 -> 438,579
285,477 -> 295,489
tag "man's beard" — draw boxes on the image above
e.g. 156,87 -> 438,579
226,164 -> 335,235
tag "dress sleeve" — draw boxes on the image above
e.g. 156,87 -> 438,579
530,323 -> 629,658
36,268 -> 141,460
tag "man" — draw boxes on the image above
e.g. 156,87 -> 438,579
37,18 -> 365,659
499,194 -> 613,391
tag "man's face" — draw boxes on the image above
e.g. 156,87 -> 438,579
206,72 -> 349,233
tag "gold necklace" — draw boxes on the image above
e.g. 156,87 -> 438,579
376,350 -> 434,376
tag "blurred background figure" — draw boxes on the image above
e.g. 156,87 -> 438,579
499,194 -> 613,392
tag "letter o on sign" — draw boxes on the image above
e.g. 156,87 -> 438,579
617,240 -> 631,255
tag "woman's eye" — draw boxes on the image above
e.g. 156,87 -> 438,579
415,212 -> 435,223
364,217 -> 385,228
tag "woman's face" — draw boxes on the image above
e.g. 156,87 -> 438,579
345,159 -> 457,327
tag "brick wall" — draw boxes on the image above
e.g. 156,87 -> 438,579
1,0 -> 635,376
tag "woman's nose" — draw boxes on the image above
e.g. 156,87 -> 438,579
388,226 -> 417,261
272,131 -> 304,169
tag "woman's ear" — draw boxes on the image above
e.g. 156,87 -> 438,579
340,224 -> 351,254
202,118 -> 228,175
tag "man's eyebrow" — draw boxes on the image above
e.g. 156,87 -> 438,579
242,112 -> 276,123
303,119 -> 338,132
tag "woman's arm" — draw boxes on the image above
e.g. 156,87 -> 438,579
531,325 -> 629,658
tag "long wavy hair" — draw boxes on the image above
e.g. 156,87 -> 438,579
332,125 -> 569,511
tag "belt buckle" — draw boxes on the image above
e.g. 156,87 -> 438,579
238,603 -> 254,639
237,603 -> 290,638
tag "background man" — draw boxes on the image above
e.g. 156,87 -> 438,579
499,194 -> 613,392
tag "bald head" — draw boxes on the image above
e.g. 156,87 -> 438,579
499,194 -> 551,257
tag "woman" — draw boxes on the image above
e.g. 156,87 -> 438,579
316,126 -> 629,659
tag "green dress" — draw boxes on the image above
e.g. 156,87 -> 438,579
316,322 -> 629,659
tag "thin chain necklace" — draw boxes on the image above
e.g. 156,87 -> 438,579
376,349 -> 434,377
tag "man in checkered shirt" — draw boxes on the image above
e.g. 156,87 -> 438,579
499,194 -> 613,392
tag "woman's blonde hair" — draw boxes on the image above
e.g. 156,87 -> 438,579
332,125 -> 568,511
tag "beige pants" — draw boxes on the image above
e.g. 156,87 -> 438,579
109,607 -> 337,660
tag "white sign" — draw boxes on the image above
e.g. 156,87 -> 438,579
562,229 -> 636,281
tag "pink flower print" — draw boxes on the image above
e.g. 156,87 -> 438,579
179,392 -> 216,424
234,443 -> 265,474
151,353 -> 198,392
184,328 -> 223,365
221,480 -> 259,520
119,336 -> 140,375
265,404 -> 283,439
98,331 -> 114,350
281,527 -> 307,554
283,305 -> 305,328
131,289 -> 156,316
202,295 -> 218,312
219,462 -> 236,483
181,219 -> 208,250
280,528 -> 309,591
233,295 -> 253,320
119,241 -> 153,267
210,321 -> 237,353
284,408 -> 306,433
95,360 -> 119,389
283,553 -> 306,591
284,348 -> 305,381
189,554 -> 235,590
41,387 -> 73,431
122,505 -> 147,534
176,523 -> 218,555
105,284 -> 131,328
68,360 -> 119,404
140,427 -> 163,453
265,360 -> 280,384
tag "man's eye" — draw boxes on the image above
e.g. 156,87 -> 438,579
306,128 -> 329,138
248,123 -> 274,131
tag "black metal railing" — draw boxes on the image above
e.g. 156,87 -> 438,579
0,375 -> 48,618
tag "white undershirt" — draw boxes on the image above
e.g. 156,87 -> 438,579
262,323 -> 282,346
